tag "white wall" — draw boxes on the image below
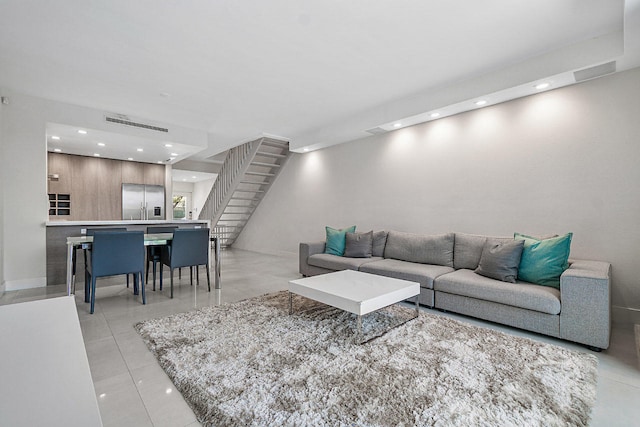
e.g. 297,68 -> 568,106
235,67 -> 640,323
0,89 -> 48,289
172,181 -> 195,193
192,177 -> 216,219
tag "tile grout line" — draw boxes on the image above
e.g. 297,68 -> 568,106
108,311 -> 158,427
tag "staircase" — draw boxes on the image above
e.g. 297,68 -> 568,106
198,137 -> 291,247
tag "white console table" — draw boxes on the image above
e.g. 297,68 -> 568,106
0,296 -> 102,426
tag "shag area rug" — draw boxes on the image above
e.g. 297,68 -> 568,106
135,292 -> 598,427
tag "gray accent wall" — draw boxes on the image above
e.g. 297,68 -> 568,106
234,67 -> 640,324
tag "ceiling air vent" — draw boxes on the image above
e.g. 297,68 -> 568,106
105,114 -> 169,133
573,61 -> 616,83
365,127 -> 388,135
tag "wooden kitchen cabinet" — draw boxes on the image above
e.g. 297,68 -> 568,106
143,163 -> 165,185
47,153 -> 166,221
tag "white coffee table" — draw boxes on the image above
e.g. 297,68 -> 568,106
288,270 -> 420,342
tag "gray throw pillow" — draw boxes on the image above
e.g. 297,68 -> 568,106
371,231 -> 388,257
474,240 -> 524,283
344,231 -> 373,258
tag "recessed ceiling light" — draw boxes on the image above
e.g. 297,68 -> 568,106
53,148 -> 62,152
127,157 -> 133,161
182,178 -> 187,181
97,142 -> 105,147
93,153 -> 100,157
78,130 -> 87,134
475,100 -> 487,106
157,161 -> 163,164
535,82 -> 551,90
137,148 -> 143,152
303,148 -> 309,152
430,112 -> 441,118
393,123 -> 402,128
191,176 -> 197,179
164,144 -> 172,148
170,152 -> 178,156
51,136 -> 60,140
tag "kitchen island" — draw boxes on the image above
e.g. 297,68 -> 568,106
46,220 -> 209,286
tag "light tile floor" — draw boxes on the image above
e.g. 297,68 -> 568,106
2,249 -> 639,426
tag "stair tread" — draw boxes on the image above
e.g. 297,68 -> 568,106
260,140 -> 289,148
256,151 -> 287,158
250,161 -> 281,168
245,171 -> 276,177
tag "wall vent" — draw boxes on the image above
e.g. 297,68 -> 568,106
105,115 -> 169,133
365,127 -> 387,135
573,61 -> 616,83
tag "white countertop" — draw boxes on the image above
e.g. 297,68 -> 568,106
46,219 -> 209,226
0,297 -> 103,426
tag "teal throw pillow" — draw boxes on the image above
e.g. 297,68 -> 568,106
514,232 -> 573,289
325,225 -> 356,256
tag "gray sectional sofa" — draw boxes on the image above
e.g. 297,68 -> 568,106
299,231 -> 611,350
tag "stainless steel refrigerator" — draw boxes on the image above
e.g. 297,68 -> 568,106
122,184 -> 165,220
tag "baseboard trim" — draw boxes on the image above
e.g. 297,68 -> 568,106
4,277 -> 47,291
230,246 -> 297,259
612,305 -> 640,325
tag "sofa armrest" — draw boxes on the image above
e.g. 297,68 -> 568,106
299,241 -> 326,276
559,259 -> 611,349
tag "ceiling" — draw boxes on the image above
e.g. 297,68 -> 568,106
1,1 -> 639,161
46,123 -> 195,164
172,169 -> 217,184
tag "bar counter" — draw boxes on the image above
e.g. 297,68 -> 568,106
46,219 -> 209,286
46,219 -> 209,227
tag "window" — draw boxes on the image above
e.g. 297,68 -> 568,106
172,192 -> 192,219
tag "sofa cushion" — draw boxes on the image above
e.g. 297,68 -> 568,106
514,232 -> 572,289
371,231 -> 388,257
384,231 -> 454,267
360,259 -> 454,289
454,233 -> 487,270
475,239 -> 524,283
324,225 -> 356,256
434,269 -> 561,315
308,254 -> 381,271
344,231 -> 373,258
453,233 -> 513,270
